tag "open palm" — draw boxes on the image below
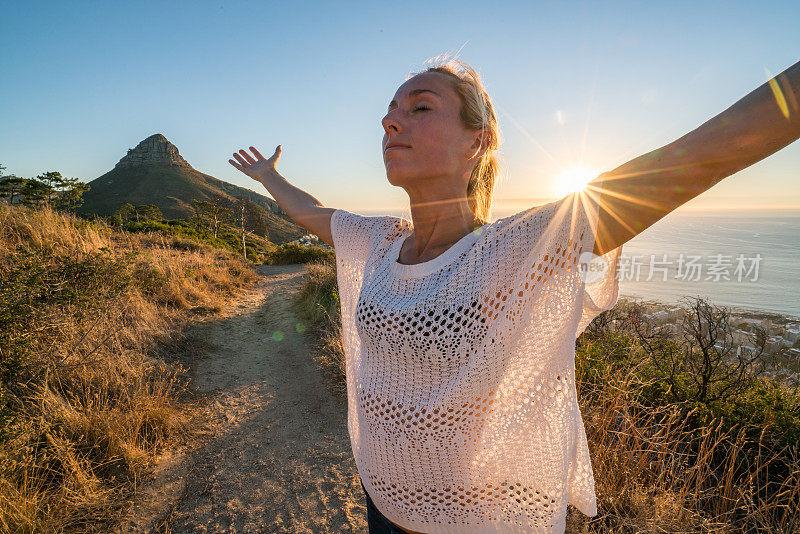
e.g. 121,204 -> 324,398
228,145 -> 281,183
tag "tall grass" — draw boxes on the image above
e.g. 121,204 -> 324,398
0,204 -> 259,533
297,258 -> 800,533
292,256 -> 346,397
570,339 -> 800,532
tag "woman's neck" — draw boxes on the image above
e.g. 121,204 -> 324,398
404,194 -> 482,259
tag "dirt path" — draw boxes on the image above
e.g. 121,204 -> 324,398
115,264 -> 367,533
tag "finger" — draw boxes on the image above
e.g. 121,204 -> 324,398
229,159 -> 244,171
239,149 -> 256,165
250,146 -> 266,160
233,152 -> 248,166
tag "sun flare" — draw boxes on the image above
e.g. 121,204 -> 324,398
556,166 -> 597,196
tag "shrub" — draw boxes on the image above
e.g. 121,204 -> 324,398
265,242 -> 334,265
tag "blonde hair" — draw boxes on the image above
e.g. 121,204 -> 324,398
408,55 -> 504,224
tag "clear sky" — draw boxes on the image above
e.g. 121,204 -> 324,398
1,1 -> 798,214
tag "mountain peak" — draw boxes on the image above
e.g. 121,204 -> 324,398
115,133 -> 192,169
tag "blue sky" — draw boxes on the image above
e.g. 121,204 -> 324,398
1,1 -> 798,213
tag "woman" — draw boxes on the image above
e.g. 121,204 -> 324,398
229,57 -> 799,533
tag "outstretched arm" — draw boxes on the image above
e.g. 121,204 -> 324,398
229,145 -> 336,247
587,59 -> 800,257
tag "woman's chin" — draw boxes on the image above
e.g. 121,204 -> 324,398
385,168 -> 411,186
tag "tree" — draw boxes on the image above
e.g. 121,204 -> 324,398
248,202 -> 269,239
1,169 -> 89,211
52,176 -> 90,212
19,178 -> 49,208
191,196 -> 233,239
35,171 -> 66,206
113,203 -> 136,225
233,197 -> 263,259
113,203 -> 162,224
633,295 -> 768,405
190,199 -> 203,233
0,175 -> 29,206
134,204 -> 162,222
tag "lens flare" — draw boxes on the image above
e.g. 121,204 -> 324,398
765,68 -> 790,119
556,166 -> 596,196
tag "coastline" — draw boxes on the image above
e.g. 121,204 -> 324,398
615,294 -> 800,383
619,293 -> 800,324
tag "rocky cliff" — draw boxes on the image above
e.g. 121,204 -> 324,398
114,133 -> 192,169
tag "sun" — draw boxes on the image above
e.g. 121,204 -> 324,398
556,166 -> 597,196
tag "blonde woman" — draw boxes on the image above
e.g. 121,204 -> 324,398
229,57 -> 799,533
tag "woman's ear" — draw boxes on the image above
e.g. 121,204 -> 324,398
470,129 -> 492,158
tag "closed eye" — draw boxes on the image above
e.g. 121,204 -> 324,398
414,106 -> 430,112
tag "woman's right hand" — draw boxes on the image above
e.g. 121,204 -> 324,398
228,145 -> 282,183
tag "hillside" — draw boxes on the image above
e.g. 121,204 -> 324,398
77,134 -> 306,243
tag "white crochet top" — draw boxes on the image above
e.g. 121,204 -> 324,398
331,192 -> 623,533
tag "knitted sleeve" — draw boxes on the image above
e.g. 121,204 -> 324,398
330,209 -> 386,279
490,192 -> 622,339
516,191 -> 623,338
573,199 -> 623,337
329,208 -> 396,372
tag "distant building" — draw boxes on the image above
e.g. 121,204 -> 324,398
287,233 -> 332,249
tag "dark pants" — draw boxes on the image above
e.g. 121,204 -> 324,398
362,479 -> 412,534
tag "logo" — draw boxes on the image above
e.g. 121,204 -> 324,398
578,251 -> 609,284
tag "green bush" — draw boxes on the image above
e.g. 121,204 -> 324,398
170,236 -> 204,252
265,243 -> 334,265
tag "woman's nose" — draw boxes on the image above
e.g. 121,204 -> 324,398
381,110 -> 401,133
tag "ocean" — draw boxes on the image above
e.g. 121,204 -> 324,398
360,207 -> 800,320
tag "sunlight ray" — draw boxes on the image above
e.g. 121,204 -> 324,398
581,183 -> 640,236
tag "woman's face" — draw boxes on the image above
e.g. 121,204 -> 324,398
381,72 -> 482,188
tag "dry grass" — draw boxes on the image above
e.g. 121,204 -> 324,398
292,257 -> 347,398
568,364 -> 800,533
298,258 -> 800,533
0,204 -> 260,533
